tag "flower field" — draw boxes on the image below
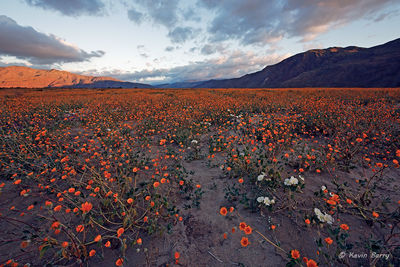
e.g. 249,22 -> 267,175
0,88 -> 399,266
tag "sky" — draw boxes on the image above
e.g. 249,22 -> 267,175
0,0 -> 399,85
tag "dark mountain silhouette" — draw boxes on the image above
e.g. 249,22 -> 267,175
164,38 -> 400,88
0,66 -> 152,88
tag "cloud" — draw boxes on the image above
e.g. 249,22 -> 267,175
165,46 -> 175,52
127,0 -> 179,28
167,27 -> 198,43
92,50 -> 289,83
198,0 -> 398,45
24,0 -> 105,16
200,43 -> 226,55
0,15 -> 104,64
127,0 -> 198,43
127,8 -> 144,24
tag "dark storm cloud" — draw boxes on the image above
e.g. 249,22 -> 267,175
198,0 -> 399,44
24,0 -> 105,16
0,15 -> 104,64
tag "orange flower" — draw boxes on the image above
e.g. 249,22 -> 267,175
94,235 -> 102,242
89,249 -> 96,257
132,167 -> 138,172
324,237 -> 333,245
291,249 -> 300,259
117,227 -> 124,237
115,258 -> 123,266
346,199 -> 352,204
271,225 -> 276,230
14,179 -> 22,185
81,202 -> 93,213
76,225 -> 84,233
239,222 -> 247,231
153,181 -> 160,188
326,199 -> 337,206
61,241 -> 69,248
305,219 -> 310,225
21,240 -> 29,248
223,233 -> 227,239
220,207 -> 228,216
160,178 -> 166,184
229,207 -> 234,212
137,238 -> 142,245
179,180 -> 184,186
174,251 -> 180,259
240,237 -> 249,247
51,221 -> 60,229
244,226 -> 252,235
105,241 -> 111,247
306,259 -> 318,267
372,211 -> 379,218
340,224 -> 349,231
238,178 -> 244,184
54,205 -> 62,212
127,198 -> 133,204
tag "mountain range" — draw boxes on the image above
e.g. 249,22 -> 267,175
1,38 -> 399,89
0,66 -> 151,88
164,38 -> 400,88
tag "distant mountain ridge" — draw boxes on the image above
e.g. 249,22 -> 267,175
1,38 -> 399,89
0,66 -> 152,88
162,38 -> 400,88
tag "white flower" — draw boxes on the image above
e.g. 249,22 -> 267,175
324,214 -> 334,225
257,172 -> 266,181
321,185 -> 326,191
314,208 -> 334,224
284,176 -> 298,186
257,196 -> 275,206
314,208 -> 325,222
191,140 -> 198,144
263,197 -> 275,206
